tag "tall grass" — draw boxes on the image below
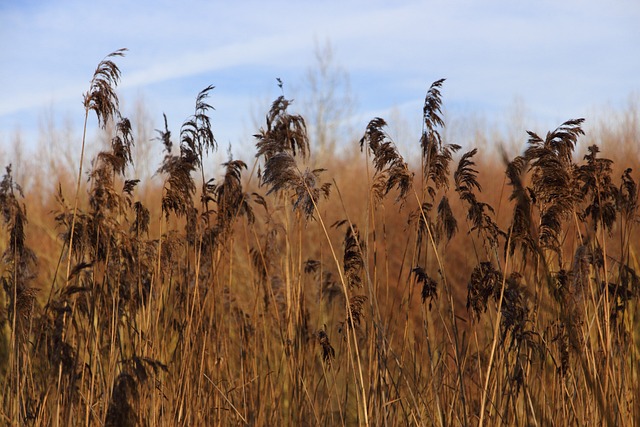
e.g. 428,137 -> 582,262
1,50 -> 639,426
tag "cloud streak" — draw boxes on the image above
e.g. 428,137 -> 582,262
1,0 -> 638,154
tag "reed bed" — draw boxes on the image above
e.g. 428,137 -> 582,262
1,50 -> 639,426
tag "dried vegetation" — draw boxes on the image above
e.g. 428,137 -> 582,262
1,50 -> 639,426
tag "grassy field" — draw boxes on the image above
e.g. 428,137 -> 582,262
1,50 -> 639,426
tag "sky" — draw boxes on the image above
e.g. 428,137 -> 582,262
1,0 -> 639,166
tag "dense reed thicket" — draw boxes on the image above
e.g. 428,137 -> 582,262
1,50 -> 639,426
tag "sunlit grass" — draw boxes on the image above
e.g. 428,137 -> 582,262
1,50 -> 639,426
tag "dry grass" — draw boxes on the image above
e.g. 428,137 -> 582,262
1,50 -> 639,426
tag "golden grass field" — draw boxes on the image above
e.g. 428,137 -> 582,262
1,50 -> 639,426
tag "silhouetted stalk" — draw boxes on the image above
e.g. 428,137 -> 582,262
478,234 -> 512,427
410,186 -> 468,426
300,179 -> 370,426
54,48 -> 127,427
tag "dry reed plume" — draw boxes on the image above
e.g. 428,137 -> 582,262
1,50 -> 639,427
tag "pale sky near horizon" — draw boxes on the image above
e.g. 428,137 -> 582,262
1,0 -> 639,166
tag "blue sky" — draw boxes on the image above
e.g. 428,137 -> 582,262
1,0 -> 639,164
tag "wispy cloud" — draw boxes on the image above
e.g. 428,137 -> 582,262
1,0 -> 638,154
